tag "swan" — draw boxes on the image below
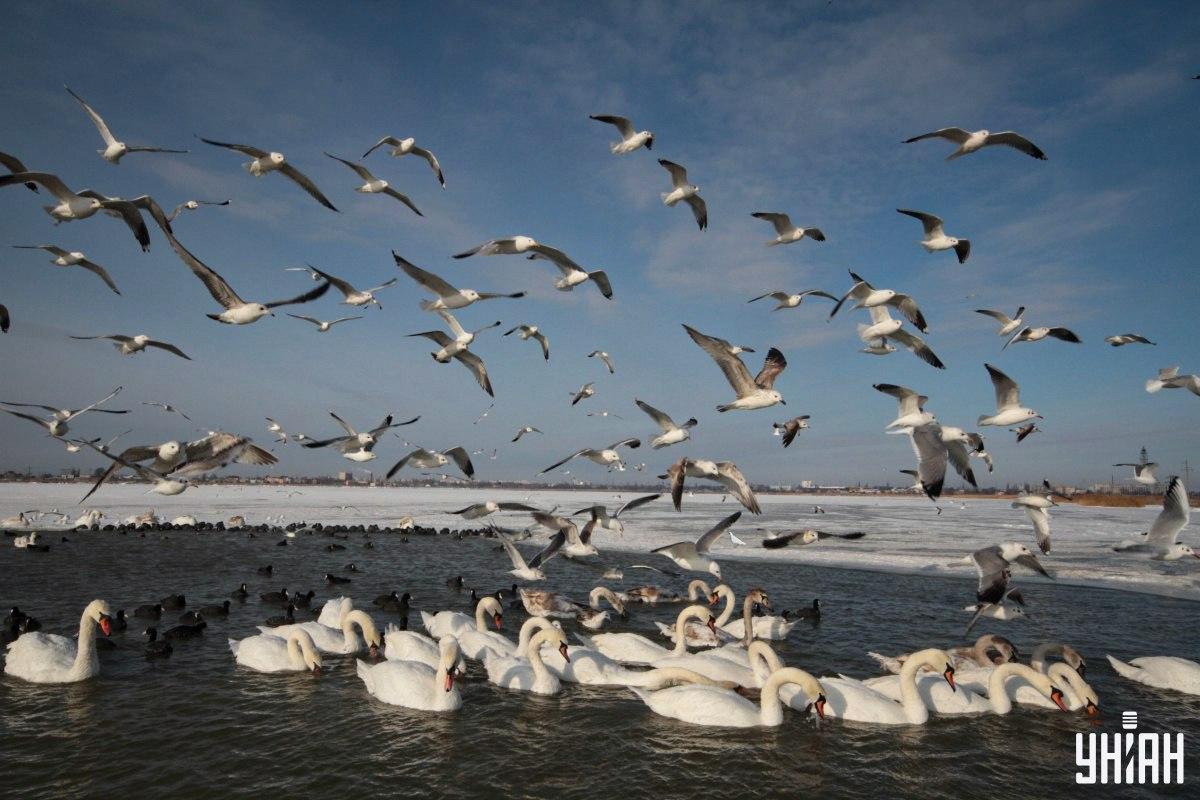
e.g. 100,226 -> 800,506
459,616 -> 559,660
655,583 -> 738,647
821,649 -> 956,725
1107,654 -> 1200,696
631,666 -> 827,728
421,596 -> 502,639
868,635 -> 1018,674
1012,663 -> 1097,713
4,599 -> 113,683
1031,642 -> 1086,677
229,629 -> 322,673
316,596 -> 353,628
358,637 -> 463,712
383,623 -> 440,667
483,626 -> 571,695
585,605 -> 715,665
576,587 -> 627,630
862,660 -> 1072,715
715,586 -> 795,641
259,610 -> 381,656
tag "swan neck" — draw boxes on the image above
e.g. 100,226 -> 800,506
73,610 -> 99,675
898,651 -> 939,723
713,588 -> 736,627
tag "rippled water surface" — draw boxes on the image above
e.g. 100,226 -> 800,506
2,485 -> 1199,799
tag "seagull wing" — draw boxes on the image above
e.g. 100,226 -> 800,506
945,440 -> 977,488
695,511 -> 742,554
65,86 -> 117,146
324,152 -> 375,182
444,447 -> 475,478
607,437 -> 640,451
752,348 -> 787,389
971,545 -> 1010,603
590,114 -> 635,138
393,251 -> 458,297
1025,506 -> 1051,554
277,163 -> 338,212
145,340 -> 191,360
909,423 -> 947,500
896,208 -> 944,236
984,131 -> 1047,160
615,493 -> 661,518
528,530 -> 565,569
362,136 -> 402,158
1146,477 -> 1189,546
658,159 -> 689,187
328,411 -> 358,437
1045,328 -> 1081,344
715,462 -> 761,514
903,127 -> 972,145
985,363 -> 1021,410
498,534 -> 531,572
975,308 -> 1012,325
409,146 -> 445,188
0,172 -> 76,202
684,195 -> 708,231
286,314 -> 322,326
531,331 -> 550,360
890,329 -> 945,369
165,233 -> 244,309
541,449 -> 586,474
264,281 -> 332,309
76,259 -> 122,295
635,399 -> 676,432
453,349 -> 494,398
751,212 -> 794,236
829,279 -> 871,319
381,186 -> 423,216
683,324 -> 756,397
0,152 -> 37,191
409,330 -> 454,347
198,137 -> 269,158
890,294 -> 928,332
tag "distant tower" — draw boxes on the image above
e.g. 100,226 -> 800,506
1140,446 -> 1149,466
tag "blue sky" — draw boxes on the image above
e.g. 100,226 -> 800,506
1,1 -> 1198,488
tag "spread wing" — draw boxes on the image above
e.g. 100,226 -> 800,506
444,446 -> 475,478
890,329 -> 945,369
65,86 -> 117,146
264,281 -> 332,309
453,349 -> 494,398
751,212 -> 794,236
198,137 -> 269,158
382,186 -> 423,216
1147,477 -> 1189,545
896,208 -> 943,236
277,162 -> 338,212
615,493 -> 661,518
165,232 -> 243,308
658,159 -> 689,187
903,127 -> 972,145
393,251 -> 458,296
684,195 -> 708,231
695,511 -> 742,554
409,146 -> 444,188
890,294 -> 928,332
306,265 -> 356,297
752,348 -> 787,389
590,114 -> 635,138
324,152 -> 376,182
1025,506 -> 1051,554
683,324 -> 755,396
541,449 -> 587,474
715,462 -> 761,514
362,136 -> 402,158
76,259 -> 121,295
635,399 -> 675,431
145,339 -> 191,360
985,363 -> 1021,410
984,131 -> 1047,160
909,423 -> 947,500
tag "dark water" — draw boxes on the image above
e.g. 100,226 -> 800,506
2,529 -> 1199,799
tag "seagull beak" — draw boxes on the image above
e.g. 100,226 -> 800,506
943,666 -> 956,692
780,399 -> 787,405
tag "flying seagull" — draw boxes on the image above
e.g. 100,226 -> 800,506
1113,477 -> 1195,561
511,426 -> 542,442
658,159 -> 707,230
408,312 -> 498,397
651,512 -> 740,579
750,212 -> 826,245
143,401 -> 190,421
1004,326 -> 1081,349
1011,423 -> 1041,443
903,127 -> 1047,160
896,209 -> 971,264
540,438 -> 641,474
451,501 -> 540,520
976,307 -> 1025,337
0,172 -> 151,249
1146,367 -> 1200,396
762,529 -> 866,548
663,457 -> 761,515
1011,494 -> 1056,554
978,363 -> 1041,427
166,199 -> 230,222
635,399 -> 697,449
874,383 -> 935,431
81,443 -> 191,496
304,265 -> 396,309
1,386 -> 124,438
393,251 -> 524,310
683,324 -> 785,412
570,382 -> 596,406
1104,333 -> 1155,347
454,237 -> 612,299
856,309 -> 944,369
965,542 -> 1050,634
504,325 -> 550,360
589,114 -> 654,154
588,350 -> 615,374
13,245 -> 121,294
906,422 -> 949,501
361,136 -> 445,188
65,86 -> 188,163
572,493 -> 662,537
1113,461 -> 1158,486
497,532 -> 563,581
70,334 -> 190,360
772,416 -> 811,448
386,447 -> 475,480
198,136 -> 337,211
830,271 -> 928,332
0,151 -> 39,191
286,314 -> 363,332
748,289 -> 837,311
302,411 -> 419,457
324,152 -> 422,215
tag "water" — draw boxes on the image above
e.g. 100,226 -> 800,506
2,485 -> 1199,799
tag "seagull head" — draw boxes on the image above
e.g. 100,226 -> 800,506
268,152 -> 285,165
463,289 -> 481,302
707,562 -> 722,580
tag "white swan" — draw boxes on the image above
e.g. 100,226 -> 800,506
585,605 -> 714,665
459,616 -> 559,660
821,649 -> 956,725
863,661 -> 1070,715
421,596 -> 503,639
631,666 -> 826,728
316,596 -> 353,628
4,599 -> 113,683
655,583 -> 738,647
383,624 -> 439,667
260,609 -> 381,656
1107,654 -> 1200,696
229,629 -> 322,673
1011,663 -> 1097,713
483,627 -> 570,695
651,639 -> 781,688
358,636 -> 463,711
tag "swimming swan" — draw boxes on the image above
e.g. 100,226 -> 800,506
4,599 -> 112,683
229,628 -> 322,673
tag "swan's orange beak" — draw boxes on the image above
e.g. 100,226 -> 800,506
1086,700 -> 1099,716
444,672 -> 454,692
814,695 -> 826,720
559,642 -> 570,662
99,615 -> 112,636
1050,688 -> 1069,712
943,666 -> 956,692
707,592 -> 719,606
493,612 -> 503,630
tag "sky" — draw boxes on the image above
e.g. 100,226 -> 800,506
0,1 -> 1198,489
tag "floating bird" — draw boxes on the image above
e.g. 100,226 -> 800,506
1004,326 -> 1081,349
588,351 -> 615,374
12,245 -> 121,294
1145,367 -> 1200,396
0,172 -> 152,249
748,289 -> 837,311
635,399 -> 697,449
896,209 -> 971,263
504,325 -> 549,360
772,416 -> 810,447
70,334 -> 190,360
65,86 -> 187,163
570,382 -> 596,406
0,151 -> 38,191
830,271 -> 928,332
198,136 -> 337,211
304,265 -> 396,309
394,251 -> 524,310
286,314 -> 363,332
976,307 -> 1025,337
965,542 -> 1051,633
511,426 -> 542,442
750,212 -> 826,245
1114,461 -> 1158,485
589,114 -> 653,153
324,152 -> 422,215
664,457 -> 760,514
302,411 -> 418,459
658,159 -> 706,230
361,136 -> 445,187
166,199 -> 230,222
387,447 -> 474,480
408,311 -> 499,397
1,386 -> 124,438
903,127 -> 1047,160
1113,477 -> 1195,560
651,512 -> 740,579
978,364 -> 1041,427
683,324 -> 785,412
1105,333 -> 1156,347
540,438 -> 641,474
1011,423 -> 1041,443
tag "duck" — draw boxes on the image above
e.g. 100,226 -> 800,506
112,609 -> 128,631
372,591 -> 412,613
585,605 -> 716,665
264,603 -> 297,627
160,594 -> 186,611
199,600 -> 231,618
163,621 -> 207,640
133,603 -> 162,619
230,583 -> 249,601
261,609 -> 381,656
230,628 -> 322,673
257,565 -> 273,576
358,636 -> 463,712
178,610 -> 204,625
4,599 -> 113,683
483,626 -> 571,695
144,627 -> 172,658
820,649 -> 957,725
1107,654 -> 1200,696
421,596 -> 503,639
291,590 -> 316,609
445,575 -> 464,590
325,573 -> 351,585
631,665 -> 827,728
259,587 -> 290,605
793,598 -> 821,621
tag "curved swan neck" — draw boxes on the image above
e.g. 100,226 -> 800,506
673,605 -> 710,655
686,580 -> 712,601
73,608 -> 100,676
474,597 -> 501,631
740,594 -> 757,647
526,630 -> 557,680
641,666 -> 719,690
1030,643 -> 1061,673
749,641 -> 783,679
761,667 -> 819,726
713,586 -> 736,627
899,649 -> 947,723
517,617 -> 552,655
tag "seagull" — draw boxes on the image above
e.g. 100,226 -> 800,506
635,399 -> 697,449
451,501 -> 539,520
531,511 -> 601,558
453,237 -> 612,299
82,443 -> 189,496
497,531 -> 563,581
965,542 -> 1050,633
978,363 -> 1041,427
361,136 -> 445,188
540,438 -> 641,474
1003,326 -> 1082,349
750,212 -> 826,245
284,266 -> 323,281
1114,461 -> 1159,486
589,114 -> 654,154
504,325 -> 549,360
1011,423 -> 1041,443
906,422 -> 949,500
324,153 -> 422,215
903,127 -> 1047,160
512,426 -> 542,443
393,251 -> 524,310
572,493 -> 661,537
683,324 -> 785,412
857,310 -> 945,369
408,310 -> 500,397
748,289 -> 837,310
70,334 -> 190,360
651,512 -> 739,579
1146,367 -> 1200,396
165,232 -> 331,324
12,245 -> 121,294
0,173 -> 151,249
65,86 -> 188,164
1,386 -> 124,438
0,151 -> 38,191
588,351 -> 615,374
166,199 -> 230,222
142,401 -> 189,421
304,265 -> 397,309
386,447 -> 475,480
587,410 -> 623,420
302,411 -> 419,457
829,271 -> 928,332
198,137 -> 337,211
264,417 -> 288,443
0,303 -> 9,333
762,529 -> 866,548
658,159 -> 706,230
772,416 -> 811,447
1011,495 -> 1055,554
286,314 -> 363,332
1113,477 -> 1195,560
976,307 -> 1025,337
1105,333 -> 1156,347
896,209 -> 971,263
664,457 -> 761,515
570,382 -> 596,406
